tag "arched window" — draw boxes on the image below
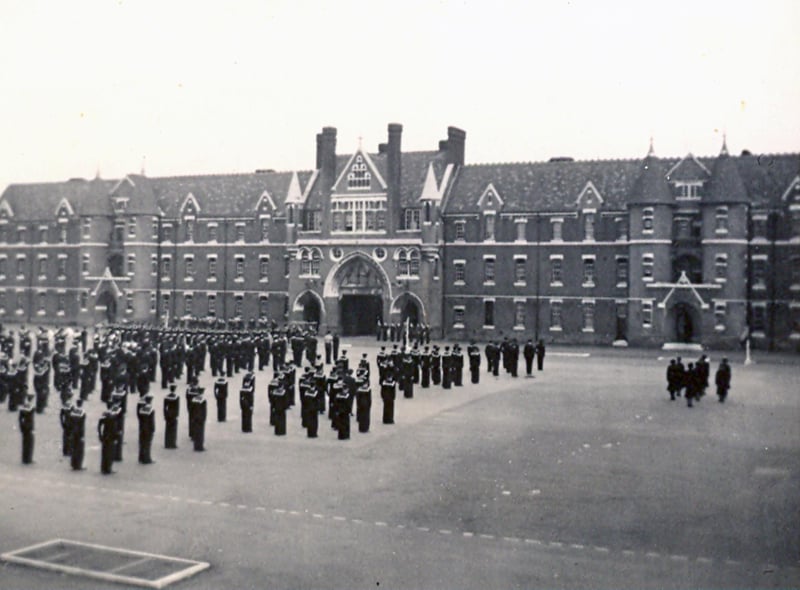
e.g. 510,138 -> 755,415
347,155 -> 371,189
396,248 -> 409,276
299,248 -> 311,275
310,248 -> 322,276
408,248 -> 420,276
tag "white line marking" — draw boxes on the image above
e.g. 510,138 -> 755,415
696,557 -> 712,564
417,527 -> 430,532
169,497 -> 181,502
274,509 -> 285,514
670,554 -> 689,561
237,505 -> 247,510
480,534 -> 495,539
525,539 -> 542,545
289,511 -> 300,516
570,544 -> 584,550
725,559 -> 741,566
352,519 -> 364,524
463,532 -> 474,538
312,514 -> 324,519
594,546 -> 609,553
622,550 -> 636,557
200,500 -> 213,505
107,556 -> 152,574
396,525 -> 405,529
218,502 -> 230,507
332,516 -> 346,521
375,522 -> 388,527
549,542 -> 563,548
255,507 -> 267,512
440,530 -> 452,535
646,552 -> 660,558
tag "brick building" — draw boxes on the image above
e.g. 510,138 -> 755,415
1,124 -> 798,350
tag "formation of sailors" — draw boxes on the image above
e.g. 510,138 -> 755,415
666,355 -> 732,407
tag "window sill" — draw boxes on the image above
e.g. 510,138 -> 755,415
482,325 -> 495,330
715,325 -> 725,332
454,281 -> 465,286
259,278 -> 269,283
549,326 -> 562,332
513,325 -> 525,331
616,282 -> 628,288
15,310 -> 24,315
397,275 -> 420,281
642,324 -> 653,329
789,333 -> 800,340
234,278 -> 245,283
514,281 -> 527,287
208,278 -> 217,283
57,311 -> 65,316
550,282 -> 563,288
582,282 -> 595,288
582,328 -> 595,333
714,278 -> 727,283
37,310 -> 46,316
185,277 -> 194,282
642,277 -> 654,283
715,230 -> 729,236
453,323 -> 465,330
483,281 -> 495,287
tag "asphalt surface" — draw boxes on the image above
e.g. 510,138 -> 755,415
1,340 -> 798,589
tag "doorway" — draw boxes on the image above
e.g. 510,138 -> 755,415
340,295 -> 382,336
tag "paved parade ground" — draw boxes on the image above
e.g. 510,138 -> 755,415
1,340 -> 799,589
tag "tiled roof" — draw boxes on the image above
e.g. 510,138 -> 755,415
444,153 -> 800,213
706,153 -> 749,204
152,171 -> 315,217
445,158 -> 643,213
629,155 -> 673,206
0,177 -> 116,219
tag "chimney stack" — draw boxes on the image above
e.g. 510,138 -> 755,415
317,126 -> 337,186
446,126 -> 466,166
387,123 -> 403,233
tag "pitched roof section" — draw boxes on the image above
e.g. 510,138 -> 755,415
445,158 -> 643,213
630,155 -> 673,206
0,177 -> 116,220
706,150 -> 749,204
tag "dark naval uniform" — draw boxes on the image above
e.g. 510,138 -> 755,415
356,382 -> 371,433
163,384 -> 180,449
19,397 -> 36,464
69,401 -> 86,470
98,409 -> 117,474
381,374 -> 396,425
137,395 -> 156,464
240,372 -> 255,433
190,390 -> 208,451
214,377 -> 228,422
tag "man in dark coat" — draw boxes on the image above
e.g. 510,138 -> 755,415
715,358 -> 732,403
535,339 -> 546,371
523,340 -> 535,377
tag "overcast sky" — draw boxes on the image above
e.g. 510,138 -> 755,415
1,0 -> 798,192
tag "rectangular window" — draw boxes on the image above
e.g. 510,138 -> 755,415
515,219 -> 527,242
550,301 -> 562,330
184,256 -> 194,279
616,256 -> 628,286
616,217 -> 628,241
17,226 -> 26,243
551,219 -> 563,242
259,256 -> 270,281
17,255 -> 26,277
38,256 -> 47,277
791,255 -> 800,288
150,292 -> 156,312
80,218 -> 91,239
126,292 -> 134,313
0,226 -> 5,243
484,257 -> 495,283
582,301 -> 595,332
16,291 -> 24,313
208,223 -> 218,243
455,221 -> 466,241
550,256 -> 563,285
57,292 -> 66,314
208,256 -> 217,280
582,257 -> 595,286
403,209 -> 421,230
152,218 -> 159,240
752,216 -> 767,239
82,253 -> 90,275
207,294 -> 216,317
128,218 -> 136,238
235,224 -> 245,242
752,256 -> 767,289
162,293 -> 170,316
59,224 -> 68,243
185,219 -> 195,242
0,256 -> 6,279
259,296 -> 269,316
38,292 -> 46,313
261,218 -> 271,240
235,256 -> 245,280
514,258 -> 526,283
791,210 -> 800,237
643,208 -> 654,232
57,256 -> 67,279
0,291 -> 5,314
751,304 -> 766,333
514,301 -> 526,328
714,302 -> 726,331
127,254 -> 136,276
432,256 -> 439,280
185,293 -> 193,315
453,306 -> 465,327
642,301 -> 653,328
332,212 -> 343,232
149,254 -> 156,276
80,291 -> 88,311
163,224 -> 173,242
583,213 -> 595,241
484,214 -> 495,241
714,254 -> 728,281
376,210 -> 387,231
715,207 -> 729,233
454,261 -> 466,284
161,256 -> 171,279
483,300 -> 495,328
284,255 -> 291,278
642,254 -> 654,280
234,295 -> 243,317
39,227 -> 48,243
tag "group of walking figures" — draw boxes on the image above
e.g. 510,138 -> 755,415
666,354 -> 732,407
1,321 -> 548,473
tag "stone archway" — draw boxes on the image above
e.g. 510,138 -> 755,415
324,253 -> 391,336
668,302 -> 701,344
293,290 -> 324,328
390,292 -> 425,326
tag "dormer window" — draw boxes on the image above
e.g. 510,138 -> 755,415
185,219 -> 195,242
675,182 -> 702,199
403,209 -> 421,230
642,208 -> 654,232
715,207 -> 728,234
347,155 -> 371,189
583,213 -> 595,241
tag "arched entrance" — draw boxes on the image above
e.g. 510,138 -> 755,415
324,253 -> 389,336
293,290 -> 323,328
96,290 -> 117,323
670,302 -> 700,343
391,292 -> 425,326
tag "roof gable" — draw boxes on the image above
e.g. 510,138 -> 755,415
781,174 -> 800,203
477,183 -> 503,210
575,180 -> 604,208
254,189 -> 277,213
666,154 -> 711,183
419,163 -> 442,201
55,197 -> 75,217
0,198 -> 14,218
109,175 -> 136,197
179,192 -> 201,216
332,149 -> 388,193
285,171 -> 304,205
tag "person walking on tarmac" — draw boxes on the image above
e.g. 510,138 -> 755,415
715,358 -> 732,403
163,383 -> 180,448
468,342 -> 481,384
214,377 -> 228,422
98,406 -> 117,474
190,388 -> 208,451
137,394 -> 156,464
240,372 -> 255,433
535,339 -> 546,372
523,340 -> 535,377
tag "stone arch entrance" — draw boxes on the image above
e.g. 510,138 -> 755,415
324,253 -> 390,336
293,290 -> 323,328
96,290 -> 117,323
390,292 -> 425,326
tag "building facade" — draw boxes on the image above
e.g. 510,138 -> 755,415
1,124 -> 798,350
